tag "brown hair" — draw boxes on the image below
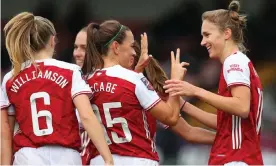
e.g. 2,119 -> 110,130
4,12 -> 56,77
202,0 -> 247,53
82,20 -> 130,75
132,41 -> 168,97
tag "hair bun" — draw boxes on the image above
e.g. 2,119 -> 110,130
93,24 -> 100,30
87,23 -> 100,30
228,0 -> 240,13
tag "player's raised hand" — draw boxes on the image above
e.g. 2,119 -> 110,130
170,48 -> 189,81
134,32 -> 152,72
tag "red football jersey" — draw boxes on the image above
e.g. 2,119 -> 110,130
79,129 -> 93,165
0,59 -> 92,152
209,52 -> 263,165
85,65 -> 160,162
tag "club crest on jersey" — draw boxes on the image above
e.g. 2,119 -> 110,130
141,77 -> 154,91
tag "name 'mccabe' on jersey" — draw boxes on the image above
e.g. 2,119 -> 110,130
85,65 -> 161,161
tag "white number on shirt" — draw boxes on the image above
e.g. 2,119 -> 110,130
30,92 -> 53,136
92,102 -> 132,144
256,88 -> 263,134
92,104 -> 112,145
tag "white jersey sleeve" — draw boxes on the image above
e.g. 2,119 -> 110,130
135,73 -> 161,111
223,53 -> 250,87
71,68 -> 92,99
1,72 -> 12,109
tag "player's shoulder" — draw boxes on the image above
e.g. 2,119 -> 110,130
224,51 -> 250,67
44,59 -> 80,71
105,65 -> 144,85
2,70 -> 13,86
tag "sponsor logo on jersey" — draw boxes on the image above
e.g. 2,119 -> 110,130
227,64 -> 243,73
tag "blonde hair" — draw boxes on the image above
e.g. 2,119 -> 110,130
4,12 -> 56,77
202,0 -> 247,53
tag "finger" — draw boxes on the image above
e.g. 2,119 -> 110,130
141,34 -> 145,47
165,80 -> 181,84
164,88 -> 176,94
171,51 -> 175,64
143,33 -> 148,53
176,48 -> 180,64
165,87 -> 182,94
180,62 -> 190,67
144,32 -> 148,47
163,83 -> 181,89
141,33 -> 148,55
163,84 -> 173,89
140,34 -> 144,51
170,92 -> 182,97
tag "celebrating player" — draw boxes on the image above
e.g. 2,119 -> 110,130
0,12 -> 113,165
164,1 -> 263,165
132,37 -> 216,144
82,20 -> 187,165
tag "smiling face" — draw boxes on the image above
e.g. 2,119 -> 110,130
73,31 -> 87,67
201,20 -> 226,59
115,30 -> 136,69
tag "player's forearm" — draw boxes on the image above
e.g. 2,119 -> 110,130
1,112 -> 13,165
166,95 -> 180,125
1,139 -> 13,165
187,127 -> 216,144
194,88 -> 249,118
183,102 -> 217,129
169,117 -> 215,144
81,116 -> 113,165
8,116 -> 15,134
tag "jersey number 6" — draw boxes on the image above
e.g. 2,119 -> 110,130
30,92 -> 53,136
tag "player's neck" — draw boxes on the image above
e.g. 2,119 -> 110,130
34,50 -> 53,60
103,56 -> 119,68
220,43 -> 239,63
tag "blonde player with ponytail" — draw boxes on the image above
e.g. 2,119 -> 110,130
1,12 -> 113,165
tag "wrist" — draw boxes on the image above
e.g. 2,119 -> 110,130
104,159 -> 114,165
194,86 -> 204,98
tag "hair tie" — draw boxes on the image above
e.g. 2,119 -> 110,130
104,25 -> 124,47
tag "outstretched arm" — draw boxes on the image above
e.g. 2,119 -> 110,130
169,117 -> 216,144
182,101 -> 217,130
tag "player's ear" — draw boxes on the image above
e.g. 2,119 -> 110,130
111,41 -> 120,55
49,36 -> 56,48
224,28 -> 232,40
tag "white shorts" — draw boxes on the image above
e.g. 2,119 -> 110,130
224,161 -> 248,166
90,154 -> 159,166
13,145 -> 82,165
